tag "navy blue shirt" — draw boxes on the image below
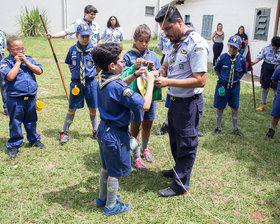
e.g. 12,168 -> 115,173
214,53 -> 247,84
98,72 -> 144,127
0,54 -> 42,97
271,65 -> 280,94
65,41 -> 96,80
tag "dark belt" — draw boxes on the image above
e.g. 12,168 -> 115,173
72,77 -> 94,82
170,94 -> 201,101
13,95 -> 35,100
101,119 -> 128,132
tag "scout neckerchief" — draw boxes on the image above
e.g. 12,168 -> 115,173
131,45 -> 149,96
227,52 -> 239,88
75,41 -> 92,85
168,29 -> 194,71
99,72 -> 121,89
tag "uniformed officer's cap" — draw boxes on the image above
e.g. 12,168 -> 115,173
227,35 -> 242,48
77,23 -> 91,35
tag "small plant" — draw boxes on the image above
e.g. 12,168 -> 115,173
18,7 -> 48,37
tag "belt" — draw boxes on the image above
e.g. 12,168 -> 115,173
101,119 -> 128,132
72,77 -> 95,82
15,95 -> 35,100
170,94 -> 201,101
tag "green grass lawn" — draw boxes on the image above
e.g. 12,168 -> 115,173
0,37 -> 279,224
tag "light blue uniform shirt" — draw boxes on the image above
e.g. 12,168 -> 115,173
164,31 -> 209,97
0,29 -> 6,55
65,18 -> 100,47
257,44 -> 280,65
101,27 -> 124,43
158,32 -> 173,55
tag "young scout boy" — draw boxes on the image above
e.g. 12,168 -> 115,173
212,35 -> 247,136
59,23 -> 98,143
265,65 -> 280,138
91,43 -> 154,215
0,36 -> 45,158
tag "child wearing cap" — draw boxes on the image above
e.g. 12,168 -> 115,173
212,35 -> 247,136
0,36 -> 45,158
265,64 -> 280,138
91,43 -> 154,215
59,23 -> 98,143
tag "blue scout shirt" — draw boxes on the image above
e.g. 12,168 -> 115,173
65,18 -> 100,47
214,53 -> 247,84
257,44 -> 280,65
158,32 -> 173,55
164,31 -> 209,97
0,54 -> 42,97
271,65 -> 280,93
65,41 -> 96,80
101,27 -> 124,43
98,72 -> 144,128
123,47 -> 161,69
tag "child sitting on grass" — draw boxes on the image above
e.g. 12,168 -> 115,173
91,43 -> 154,215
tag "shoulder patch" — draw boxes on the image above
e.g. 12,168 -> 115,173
0,64 -> 7,70
123,88 -> 133,97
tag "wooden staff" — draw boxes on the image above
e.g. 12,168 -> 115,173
39,14 -> 69,101
247,45 -> 256,109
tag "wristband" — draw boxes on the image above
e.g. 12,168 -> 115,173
133,73 -> 138,77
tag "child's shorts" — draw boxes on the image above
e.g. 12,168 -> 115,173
69,78 -> 98,109
97,120 -> 131,177
271,93 -> 280,117
260,61 -> 277,89
131,100 -> 157,122
214,82 -> 240,109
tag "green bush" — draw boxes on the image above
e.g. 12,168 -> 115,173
18,7 -> 48,37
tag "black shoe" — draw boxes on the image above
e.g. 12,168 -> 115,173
30,140 -> 45,149
233,128 -> 243,136
93,130 -> 97,139
3,109 -> 8,116
265,128 -> 275,139
156,123 -> 168,135
162,169 -> 174,178
212,127 -> 221,136
198,131 -> 204,137
158,187 -> 187,197
8,149 -> 18,158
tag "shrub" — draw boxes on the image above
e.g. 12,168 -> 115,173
18,7 -> 49,37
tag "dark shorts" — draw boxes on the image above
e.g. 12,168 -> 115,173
131,100 -> 157,122
260,61 -> 277,89
271,94 -> 280,117
214,82 -> 240,109
69,78 -> 98,109
97,120 -> 131,177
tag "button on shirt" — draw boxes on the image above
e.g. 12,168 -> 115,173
257,44 -> 280,65
101,27 -> 124,43
0,54 -> 42,97
214,53 -> 247,84
65,41 -> 96,80
65,18 -> 100,47
98,73 -> 145,127
164,31 -> 209,97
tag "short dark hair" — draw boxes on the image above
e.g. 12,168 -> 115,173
84,5 -> 98,14
7,36 -> 21,48
155,5 -> 182,23
133,24 -> 151,40
271,36 -> 280,48
107,16 -> 120,28
91,43 -> 122,72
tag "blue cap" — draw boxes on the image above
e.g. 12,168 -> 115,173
77,23 -> 91,35
227,35 -> 242,48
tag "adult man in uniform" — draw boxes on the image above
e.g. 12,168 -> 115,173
46,5 -> 101,47
155,6 -> 209,197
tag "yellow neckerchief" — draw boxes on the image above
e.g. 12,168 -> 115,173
227,52 -> 239,88
75,43 -> 92,85
99,72 -> 121,89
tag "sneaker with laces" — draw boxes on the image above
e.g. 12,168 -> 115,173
93,130 -> 97,139
265,128 -> 275,139
212,127 -> 222,136
104,201 -> 130,215
158,187 -> 187,197
59,131 -> 69,143
233,128 -> 243,136
142,148 -> 153,162
8,148 -> 18,158
29,140 -> 45,149
134,158 -> 147,170
96,195 -> 122,207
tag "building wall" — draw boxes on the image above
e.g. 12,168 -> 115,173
174,0 -> 278,76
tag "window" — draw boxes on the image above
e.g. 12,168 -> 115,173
254,8 -> 271,41
201,15 -> 213,40
145,6 -> 155,16
185,15 -> 190,23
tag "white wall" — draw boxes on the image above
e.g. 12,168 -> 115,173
175,0 -> 278,76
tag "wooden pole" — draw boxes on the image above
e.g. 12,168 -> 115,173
247,45 -> 256,109
39,14 -> 69,101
